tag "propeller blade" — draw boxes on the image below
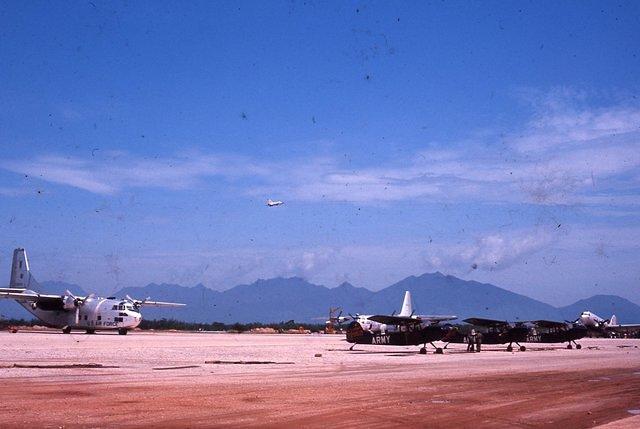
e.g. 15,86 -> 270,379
75,306 -> 80,325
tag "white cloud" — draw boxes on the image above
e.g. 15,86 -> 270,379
424,228 -> 556,273
0,152 -> 270,195
2,91 -> 639,210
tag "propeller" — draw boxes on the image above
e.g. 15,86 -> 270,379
63,290 -> 89,325
126,294 -> 142,309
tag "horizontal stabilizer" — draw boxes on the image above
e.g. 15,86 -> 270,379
368,315 -> 422,325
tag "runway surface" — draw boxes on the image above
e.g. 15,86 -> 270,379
0,331 -> 639,428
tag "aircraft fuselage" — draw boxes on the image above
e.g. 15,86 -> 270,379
346,321 -> 448,346
19,290 -> 141,331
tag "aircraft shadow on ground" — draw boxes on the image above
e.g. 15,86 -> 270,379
327,346 -> 583,355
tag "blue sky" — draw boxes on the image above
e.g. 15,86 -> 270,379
1,1 -> 639,306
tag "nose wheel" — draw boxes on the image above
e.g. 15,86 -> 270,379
419,347 -> 427,354
118,328 -> 128,335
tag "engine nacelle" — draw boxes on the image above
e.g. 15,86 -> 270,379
62,295 -> 77,311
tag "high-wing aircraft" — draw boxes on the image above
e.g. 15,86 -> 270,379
345,291 -> 457,354
266,199 -> 284,207
459,318 -> 530,352
0,248 -> 185,335
528,320 -> 588,349
578,311 -> 640,337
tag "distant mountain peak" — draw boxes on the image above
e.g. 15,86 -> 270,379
336,281 -> 356,289
416,271 -> 446,279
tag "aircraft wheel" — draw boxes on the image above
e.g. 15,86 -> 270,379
118,328 -> 128,335
506,345 -> 513,352
519,346 -> 526,352
576,344 -> 582,350
419,347 -> 427,355
435,348 -> 444,355
62,327 -> 72,334
85,329 -> 95,334
566,344 -> 573,349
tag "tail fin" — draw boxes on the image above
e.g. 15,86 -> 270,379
609,315 -> 618,326
9,248 -> 40,290
399,291 -> 413,317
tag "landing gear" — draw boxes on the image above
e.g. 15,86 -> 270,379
576,344 -> 582,349
566,343 -> 573,349
85,329 -> 95,334
349,343 -> 356,351
62,326 -> 72,334
507,342 -> 525,352
435,348 -> 444,355
419,347 -> 427,355
118,328 -> 128,335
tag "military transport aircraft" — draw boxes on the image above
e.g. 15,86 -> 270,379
528,320 -> 588,348
266,199 -> 284,207
460,318 -> 530,352
345,291 -> 457,354
577,311 -> 640,337
0,248 -> 185,335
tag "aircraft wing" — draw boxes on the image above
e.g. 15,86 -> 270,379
368,315 -> 423,325
0,290 -> 64,303
606,324 -> 640,333
134,300 -> 186,308
0,288 -> 26,293
463,317 -> 511,327
417,314 -> 457,322
530,320 -> 568,328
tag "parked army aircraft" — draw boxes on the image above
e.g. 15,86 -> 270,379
460,317 -> 588,351
345,291 -> 457,354
577,311 -> 640,337
0,248 -> 185,335
460,318 -> 530,351
528,320 -> 588,349
266,199 -> 284,207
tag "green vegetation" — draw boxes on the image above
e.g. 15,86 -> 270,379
0,318 -> 40,328
139,318 -> 326,332
0,317 -> 325,332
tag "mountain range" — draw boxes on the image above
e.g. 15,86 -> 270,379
1,272 -> 639,324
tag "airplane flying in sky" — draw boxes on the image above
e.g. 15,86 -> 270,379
345,291 -> 457,354
266,199 -> 284,207
0,248 -> 185,335
578,311 -> 640,336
